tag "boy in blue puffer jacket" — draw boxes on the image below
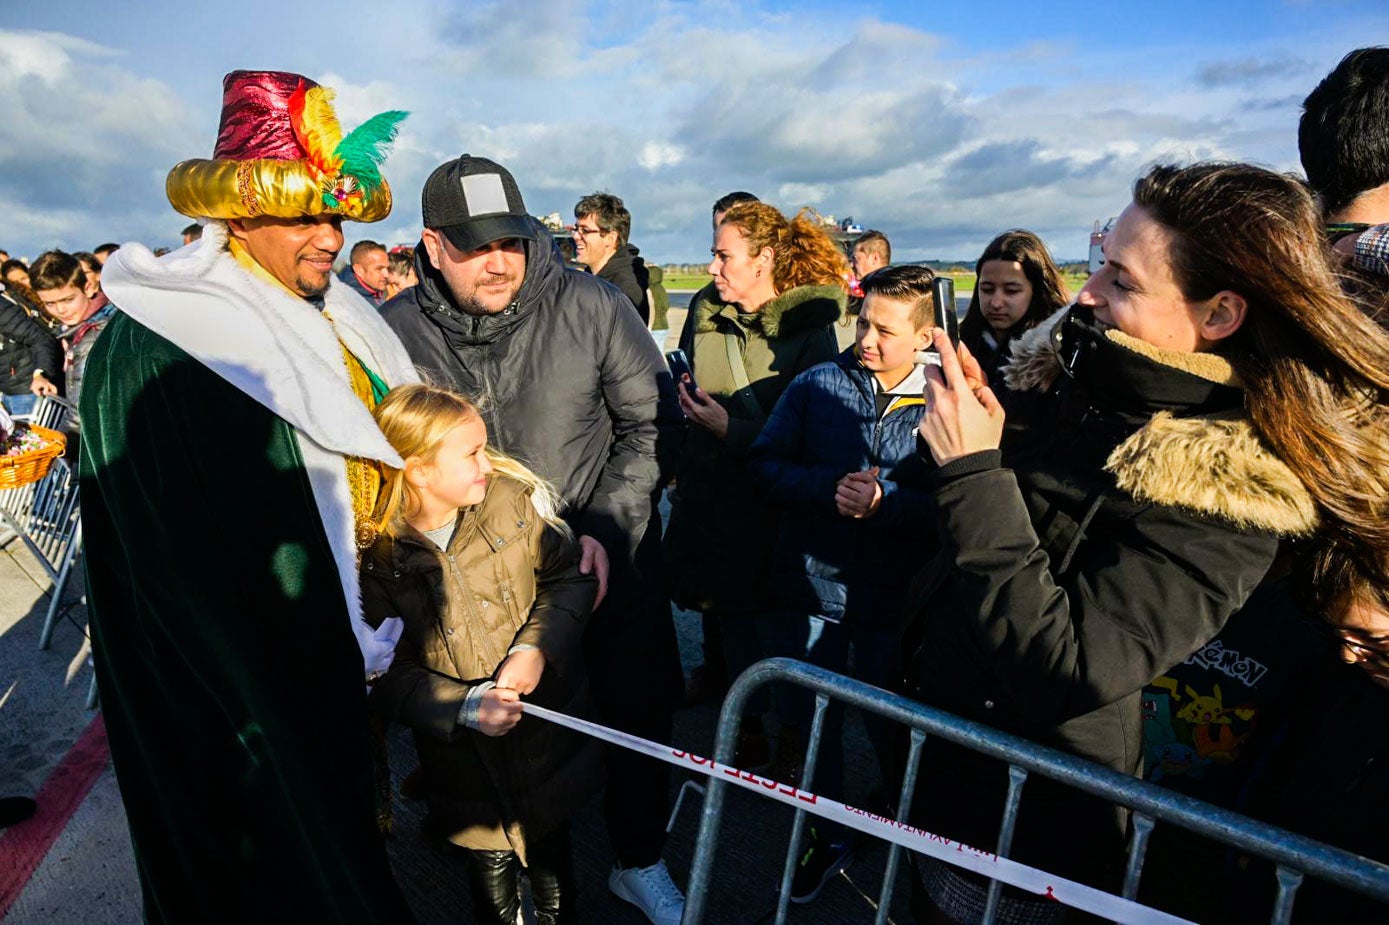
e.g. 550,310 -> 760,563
748,264 -> 941,903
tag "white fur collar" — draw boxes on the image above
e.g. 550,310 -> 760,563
101,222 -> 421,678
101,221 -> 416,466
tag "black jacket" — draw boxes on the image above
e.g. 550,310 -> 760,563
596,244 -> 650,325
899,307 -> 1316,886
381,222 -> 668,563
1237,659 -> 1389,924
0,291 -> 62,395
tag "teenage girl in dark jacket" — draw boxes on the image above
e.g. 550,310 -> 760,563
902,163 -> 1389,924
957,229 -> 1070,387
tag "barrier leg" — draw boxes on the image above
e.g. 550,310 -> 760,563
1269,867 -> 1303,925
773,692 -> 829,925
874,727 -> 927,925
37,535 -> 80,650
1122,813 -> 1156,900
981,764 -> 1030,925
684,664 -> 766,924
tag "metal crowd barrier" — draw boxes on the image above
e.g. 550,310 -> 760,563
2,395 -> 92,705
683,658 -> 1389,925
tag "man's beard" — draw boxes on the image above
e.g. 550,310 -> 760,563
297,273 -> 331,298
456,277 -> 521,315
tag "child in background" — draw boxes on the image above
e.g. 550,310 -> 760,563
30,250 -> 115,409
363,384 -> 601,925
747,264 -> 941,904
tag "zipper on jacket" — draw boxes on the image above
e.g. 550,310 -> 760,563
848,364 -> 883,468
442,553 -> 507,672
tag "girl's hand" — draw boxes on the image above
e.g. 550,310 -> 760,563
835,467 -> 882,518
919,329 -> 1005,465
496,648 -> 546,695
677,379 -> 729,440
477,687 -> 523,736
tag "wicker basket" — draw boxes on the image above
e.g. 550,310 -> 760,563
0,424 -> 66,490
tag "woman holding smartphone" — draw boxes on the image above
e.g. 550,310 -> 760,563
900,162 -> 1389,924
663,201 -> 847,768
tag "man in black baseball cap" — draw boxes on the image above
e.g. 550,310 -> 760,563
414,155 -> 537,316
421,154 -> 536,253
382,155 -> 687,925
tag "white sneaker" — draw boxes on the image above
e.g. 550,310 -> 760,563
608,860 -> 686,925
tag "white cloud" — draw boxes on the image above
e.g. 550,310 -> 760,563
638,141 -> 685,171
0,29 -> 198,251
776,182 -> 831,204
2,5 -> 1384,263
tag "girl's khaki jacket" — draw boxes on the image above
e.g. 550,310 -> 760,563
362,475 -> 602,860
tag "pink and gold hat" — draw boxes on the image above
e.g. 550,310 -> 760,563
166,70 -> 406,223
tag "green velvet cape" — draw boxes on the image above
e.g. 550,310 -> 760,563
79,313 -> 412,923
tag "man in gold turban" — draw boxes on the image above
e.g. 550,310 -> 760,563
79,70 -> 417,922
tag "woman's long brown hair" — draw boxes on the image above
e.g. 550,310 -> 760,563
1134,162 -> 1389,614
959,228 -> 1071,345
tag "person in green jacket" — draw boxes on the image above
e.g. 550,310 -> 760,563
80,70 -> 417,923
664,200 -> 848,768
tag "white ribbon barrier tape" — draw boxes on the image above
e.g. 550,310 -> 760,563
523,702 -> 1193,925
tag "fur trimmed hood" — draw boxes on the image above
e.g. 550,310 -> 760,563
1002,307 -> 1242,393
695,283 -> 845,339
1002,307 -> 1317,536
1106,411 -> 1318,535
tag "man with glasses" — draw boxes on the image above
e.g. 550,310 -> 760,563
382,155 -> 686,925
573,192 -> 651,326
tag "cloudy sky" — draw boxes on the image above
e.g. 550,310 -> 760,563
2,0 -> 1386,264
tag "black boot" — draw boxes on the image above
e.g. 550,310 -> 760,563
526,824 -> 578,924
462,848 -> 522,925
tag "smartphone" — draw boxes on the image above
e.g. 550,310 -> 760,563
932,276 -> 959,348
916,276 -> 960,367
665,349 -> 699,395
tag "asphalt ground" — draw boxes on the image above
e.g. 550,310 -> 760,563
0,475 -> 912,924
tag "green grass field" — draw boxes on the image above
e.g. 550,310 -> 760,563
662,269 -> 1090,295
663,271 -> 709,290
941,271 -> 1090,297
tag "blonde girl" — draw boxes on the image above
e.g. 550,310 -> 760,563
363,383 -> 601,925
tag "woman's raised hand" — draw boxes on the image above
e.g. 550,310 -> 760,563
919,329 -> 1005,465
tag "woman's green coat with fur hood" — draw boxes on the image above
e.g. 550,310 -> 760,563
664,283 -> 844,613
898,306 -> 1318,888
